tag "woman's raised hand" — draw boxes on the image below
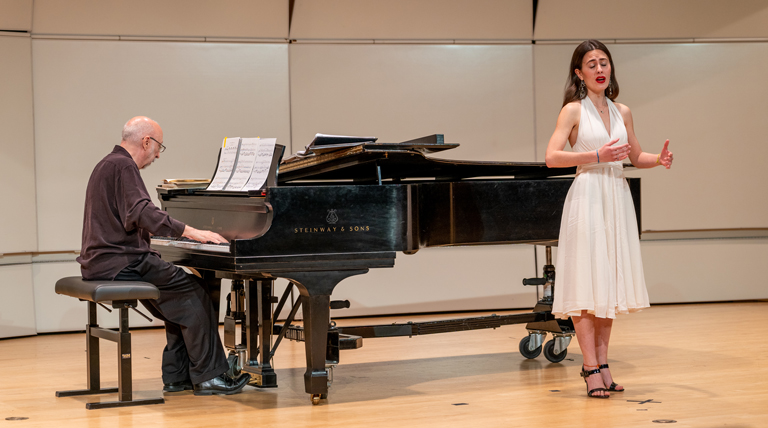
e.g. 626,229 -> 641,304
598,138 -> 631,163
658,140 -> 673,169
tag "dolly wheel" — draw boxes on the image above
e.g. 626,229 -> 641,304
519,336 -> 542,359
543,339 -> 567,363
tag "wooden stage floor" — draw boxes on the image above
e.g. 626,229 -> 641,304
1,301 -> 766,427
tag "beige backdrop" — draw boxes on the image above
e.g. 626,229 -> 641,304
1,0 -> 766,338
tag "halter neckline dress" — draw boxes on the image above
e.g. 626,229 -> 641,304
551,96 -> 650,320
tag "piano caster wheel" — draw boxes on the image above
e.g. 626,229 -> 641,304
311,394 -> 323,405
543,339 -> 567,363
226,353 -> 241,378
519,336 -> 542,359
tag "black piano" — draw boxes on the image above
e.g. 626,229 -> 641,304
151,135 -> 641,405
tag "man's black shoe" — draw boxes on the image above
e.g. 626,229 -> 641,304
193,373 -> 251,396
163,379 -> 194,392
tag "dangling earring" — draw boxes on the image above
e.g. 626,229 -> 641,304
578,80 -> 586,98
607,79 -> 613,97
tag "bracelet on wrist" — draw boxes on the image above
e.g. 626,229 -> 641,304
656,153 -> 661,165
596,149 -> 600,164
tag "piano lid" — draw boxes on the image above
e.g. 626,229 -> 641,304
278,134 -> 578,183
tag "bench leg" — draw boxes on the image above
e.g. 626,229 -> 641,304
56,302 -> 164,409
118,306 -> 132,402
56,302 -> 119,398
88,306 -> 163,409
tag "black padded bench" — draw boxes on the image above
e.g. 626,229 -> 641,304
55,276 -> 165,409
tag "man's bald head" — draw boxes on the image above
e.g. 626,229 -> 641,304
120,116 -> 164,169
122,116 -> 159,145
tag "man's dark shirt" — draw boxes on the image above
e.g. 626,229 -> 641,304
77,145 -> 185,280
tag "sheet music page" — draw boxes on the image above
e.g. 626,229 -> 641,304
242,138 -> 277,191
206,137 -> 240,191
223,137 -> 259,191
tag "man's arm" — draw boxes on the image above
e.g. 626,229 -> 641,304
117,165 -> 225,241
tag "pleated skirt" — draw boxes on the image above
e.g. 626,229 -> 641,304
551,163 -> 650,320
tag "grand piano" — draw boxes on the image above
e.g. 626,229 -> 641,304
151,135 -> 641,405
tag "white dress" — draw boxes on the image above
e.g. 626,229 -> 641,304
551,97 -> 650,320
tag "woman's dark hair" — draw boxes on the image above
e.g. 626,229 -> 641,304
562,39 -> 619,107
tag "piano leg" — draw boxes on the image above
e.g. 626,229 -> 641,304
301,292 -> 331,401
282,270 -> 368,405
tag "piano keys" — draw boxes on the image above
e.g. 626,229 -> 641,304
150,236 -> 230,253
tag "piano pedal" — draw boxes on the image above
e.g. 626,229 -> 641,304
226,347 -> 247,378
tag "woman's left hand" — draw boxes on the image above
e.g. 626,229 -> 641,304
658,140 -> 673,169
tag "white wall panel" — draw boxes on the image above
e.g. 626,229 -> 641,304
533,43 -> 573,162
534,42 -> 768,231
0,0 -> 32,31
535,0 -> 768,41
290,0 -> 531,41
0,34 -> 36,254
0,261 -> 37,338
32,40 -> 290,251
289,43 -> 538,315
32,0 -> 287,38
333,246 -> 538,317
290,43 -> 535,162
642,239 -> 768,303
32,261 -> 84,333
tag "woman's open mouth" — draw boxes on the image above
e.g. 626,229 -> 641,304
596,76 -> 606,84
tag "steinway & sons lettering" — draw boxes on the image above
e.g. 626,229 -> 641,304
294,226 -> 371,233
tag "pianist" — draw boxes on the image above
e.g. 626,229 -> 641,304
76,116 -> 251,396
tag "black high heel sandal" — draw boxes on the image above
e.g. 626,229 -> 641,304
580,366 -> 609,399
598,364 -> 625,392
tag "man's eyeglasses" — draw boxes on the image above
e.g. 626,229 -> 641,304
149,136 -> 166,153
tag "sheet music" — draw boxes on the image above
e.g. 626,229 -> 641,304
242,138 -> 277,191
206,137 -> 241,191
224,137 -> 260,191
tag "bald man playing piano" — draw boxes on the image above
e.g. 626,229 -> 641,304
77,116 -> 250,396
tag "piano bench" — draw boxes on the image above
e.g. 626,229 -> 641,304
54,276 -> 165,410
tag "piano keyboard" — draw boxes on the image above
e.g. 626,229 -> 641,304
151,236 -> 231,253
